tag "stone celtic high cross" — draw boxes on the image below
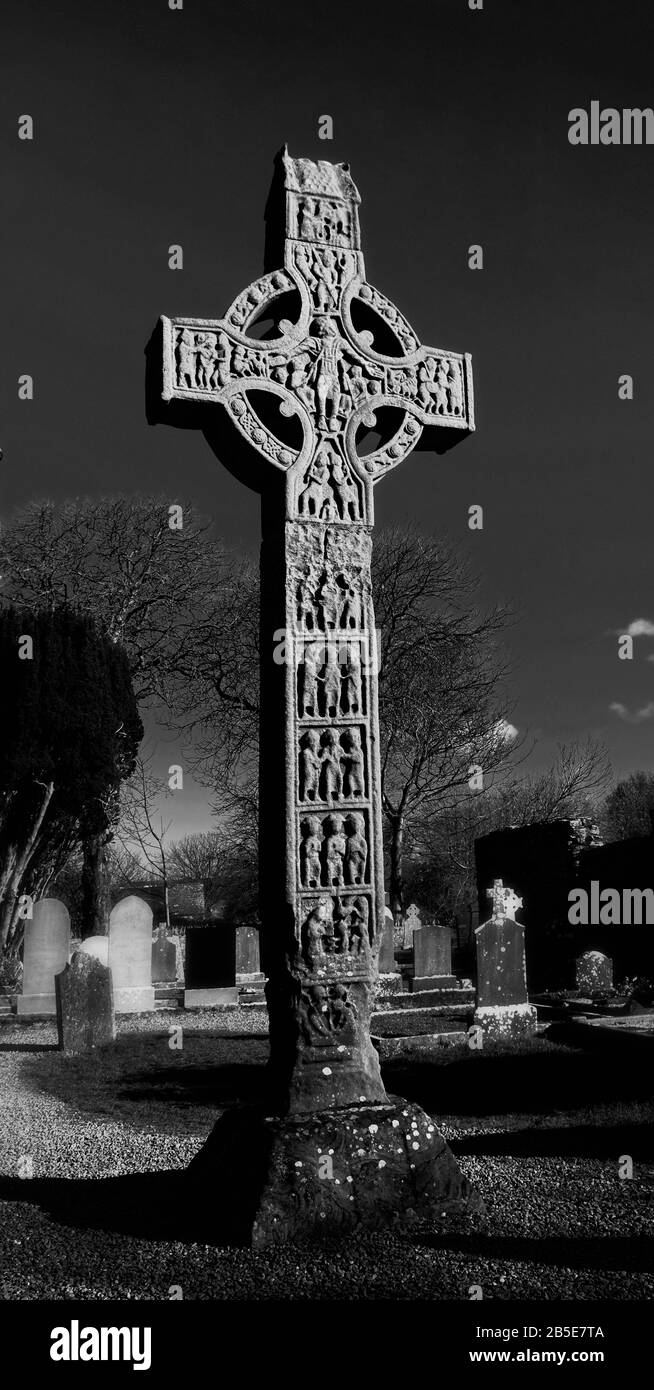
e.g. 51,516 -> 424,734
151,150 -> 477,1242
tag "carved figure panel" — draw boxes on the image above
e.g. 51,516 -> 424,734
299,812 -> 370,890
297,443 -> 361,521
298,726 -> 367,804
300,894 -> 372,970
298,981 -> 357,1044
293,245 -> 357,312
293,195 -> 355,248
297,639 -> 365,719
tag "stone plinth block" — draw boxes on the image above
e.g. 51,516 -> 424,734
55,952 -> 116,1055
473,1003 -> 538,1043
411,974 -> 458,993
371,1004 -> 472,1036
188,1099 -> 482,1247
184,987 -> 239,1009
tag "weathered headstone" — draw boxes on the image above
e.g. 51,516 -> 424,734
413,922 -> 454,989
152,149 -> 478,1242
151,925 -> 177,983
473,879 -> 537,1040
78,936 -> 109,967
378,906 -> 397,974
576,949 -> 613,995
17,899 -> 70,1016
402,902 -> 422,949
108,895 -> 155,1013
235,925 -> 262,979
184,923 -> 237,1007
55,951 -> 116,1054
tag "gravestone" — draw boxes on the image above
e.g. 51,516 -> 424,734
378,906 -> 397,974
473,879 -> 537,1040
412,923 -> 456,991
235,925 -> 262,979
17,899 -> 70,1016
185,923 -> 237,1007
151,149 -> 479,1243
78,936 -> 109,967
56,951 -> 115,1054
108,895 -> 155,1013
402,902 -> 422,949
151,925 -> 177,983
576,949 -> 613,994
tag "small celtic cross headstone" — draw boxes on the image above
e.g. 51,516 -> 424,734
487,878 -> 523,923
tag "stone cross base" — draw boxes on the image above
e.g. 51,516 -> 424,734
473,1003 -> 538,1043
189,1099 -> 481,1247
184,987 -> 239,1009
16,993 -> 57,1016
113,986 -> 156,1014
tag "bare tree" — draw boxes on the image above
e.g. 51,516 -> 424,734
0,494 -> 233,930
168,523 -> 516,918
373,527 -> 516,916
112,753 -> 174,927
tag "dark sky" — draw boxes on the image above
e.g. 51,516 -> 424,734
2,0 -> 654,835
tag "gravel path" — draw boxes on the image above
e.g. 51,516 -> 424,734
0,1014 -> 652,1300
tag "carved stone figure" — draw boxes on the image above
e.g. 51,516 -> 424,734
177,329 -> 197,389
342,727 -> 365,797
300,816 -> 323,889
322,647 -> 341,718
332,898 -> 350,953
297,572 -> 319,631
299,729 -> 321,801
324,813 -> 346,888
299,449 -> 331,517
342,644 -> 362,714
329,982 -> 354,1030
331,456 -> 359,520
318,572 -> 341,629
348,898 -> 368,955
299,983 -> 330,1040
302,896 -> 331,966
340,575 -> 361,631
312,318 -> 343,431
353,895 -> 371,946
320,728 -> 343,801
345,812 -> 367,886
300,641 -> 322,716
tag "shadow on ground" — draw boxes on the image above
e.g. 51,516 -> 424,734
449,1121 -> 654,1161
421,1232 -> 654,1273
381,1041 -> 654,1119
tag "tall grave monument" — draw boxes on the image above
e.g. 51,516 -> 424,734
149,150 -> 478,1242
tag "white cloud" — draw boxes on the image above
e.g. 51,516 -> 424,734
624,618 -> 654,638
609,701 -> 654,724
494,718 -> 518,742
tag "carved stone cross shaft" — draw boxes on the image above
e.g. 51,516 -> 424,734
153,149 -> 474,1119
